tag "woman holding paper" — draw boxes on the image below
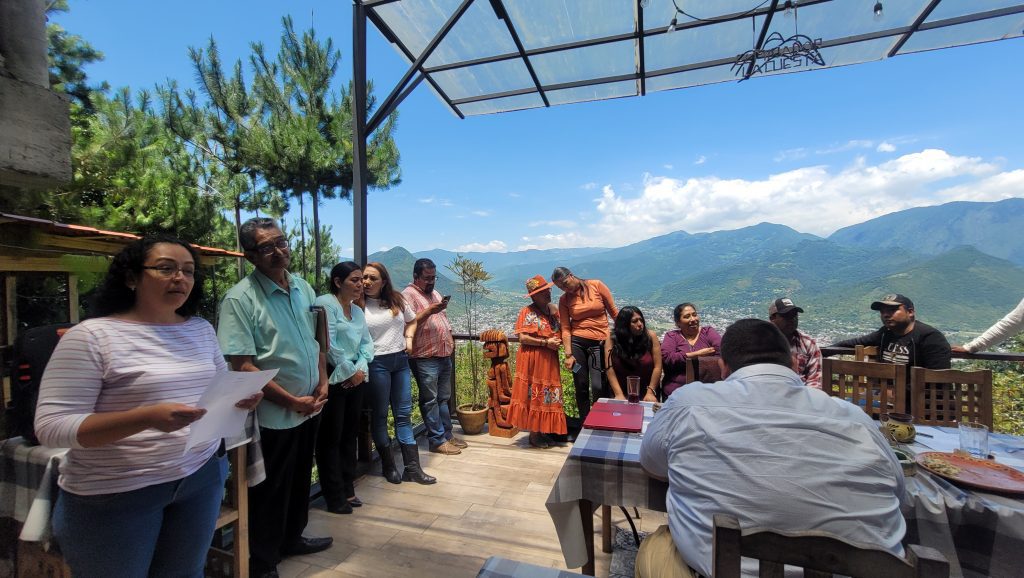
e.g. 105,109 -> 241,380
35,235 -> 262,578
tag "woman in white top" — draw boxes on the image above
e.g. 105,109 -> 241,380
361,262 -> 436,485
35,235 -> 261,578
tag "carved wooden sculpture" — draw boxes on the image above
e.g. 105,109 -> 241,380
481,329 -> 519,438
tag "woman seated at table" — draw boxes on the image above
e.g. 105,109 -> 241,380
661,302 -> 721,398
508,274 -> 566,449
34,235 -> 262,578
315,261 -> 374,514
605,306 -> 661,402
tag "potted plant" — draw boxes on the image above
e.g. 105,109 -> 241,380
447,254 -> 492,434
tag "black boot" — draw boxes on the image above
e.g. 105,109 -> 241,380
379,445 -> 402,485
400,443 -> 437,485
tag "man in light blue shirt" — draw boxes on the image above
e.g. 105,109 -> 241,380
218,218 -> 332,578
637,319 -> 906,578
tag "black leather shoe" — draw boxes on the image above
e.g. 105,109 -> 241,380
348,496 -> 363,507
327,501 -> 353,515
282,536 -> 333,556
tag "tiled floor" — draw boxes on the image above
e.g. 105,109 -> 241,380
276,426 -> 667,578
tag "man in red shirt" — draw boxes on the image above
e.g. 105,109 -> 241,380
403,259 -> 467,455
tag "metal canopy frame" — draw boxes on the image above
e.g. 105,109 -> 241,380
350,0 -> 1024,263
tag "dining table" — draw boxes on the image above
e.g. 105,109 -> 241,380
545,398 -> 1024,578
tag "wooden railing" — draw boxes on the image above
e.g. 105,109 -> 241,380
821,346 -> 1024,364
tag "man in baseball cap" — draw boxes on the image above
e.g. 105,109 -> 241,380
768,297 -> 822,389
831,293 -> 951,372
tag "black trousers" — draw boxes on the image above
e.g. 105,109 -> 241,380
249,414 -> 320,572
315,382 -> 364,507
570,336 -> 607,420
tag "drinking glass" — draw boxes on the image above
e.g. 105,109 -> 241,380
959,421 -> 989,458
626,376 -> 641,404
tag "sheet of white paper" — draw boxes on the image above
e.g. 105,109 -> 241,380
185,369 -> 278,453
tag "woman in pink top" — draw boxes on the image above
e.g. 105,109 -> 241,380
551,266 -> 618,421
35,235 -> 261,578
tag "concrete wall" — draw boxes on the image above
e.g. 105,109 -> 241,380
0,0 -> 71,190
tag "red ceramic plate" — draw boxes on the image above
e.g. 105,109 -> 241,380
916,451 -> 1024,495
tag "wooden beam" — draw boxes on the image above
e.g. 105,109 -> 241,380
0,255 -> 110,273
5,275 -> 16,346
32,231 -> 129,255
67,273 -> 80,323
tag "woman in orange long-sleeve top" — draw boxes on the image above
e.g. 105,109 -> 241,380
551,266 -> 618,421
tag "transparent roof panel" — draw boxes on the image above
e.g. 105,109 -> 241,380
644,16 -> 764,72
926,0 -> 1024,22
429,58 -> 534,100
897,12 -> 1024,54
503,0 -> 634,50
529,40 -> 635,86
365,0 -> 1024,116
545,80 -> 637,107
456,92 -> 544,116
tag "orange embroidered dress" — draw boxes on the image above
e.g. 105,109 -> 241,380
508,304 -> 567,434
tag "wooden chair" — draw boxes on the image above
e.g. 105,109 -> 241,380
854,345 -> 879,362
712,514 -> 949,578
821,359 -> 906,416
910,368 -> 993,428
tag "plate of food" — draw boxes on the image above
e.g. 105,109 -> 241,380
915,451 -> 1024,494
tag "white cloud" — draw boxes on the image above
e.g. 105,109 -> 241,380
520,148 -> 1014,249
418,196 -> 452,206
816,139 -> 875,155
528,219 -> 576,228
508,192 -> 522,198
580,182 -> 598,190
457,240 -> 507,252
694,156 -> 706,165
774,147 -> 808,162
664,163 -> 675,170
418,196 -> 436,204
471,210 -> 492,217
877,142 -> 896,153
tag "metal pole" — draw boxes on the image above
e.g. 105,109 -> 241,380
352,1 -> 369,266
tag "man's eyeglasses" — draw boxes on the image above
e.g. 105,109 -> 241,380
142,265 -> 196,278
253,238 -> 289,256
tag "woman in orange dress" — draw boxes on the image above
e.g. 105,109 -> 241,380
508,275 -> 566,448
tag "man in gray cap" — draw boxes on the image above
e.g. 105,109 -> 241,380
831,293 -> 951,370
768,297 -> 822,389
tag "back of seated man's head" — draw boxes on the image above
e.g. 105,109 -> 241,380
720,318 -> 793,372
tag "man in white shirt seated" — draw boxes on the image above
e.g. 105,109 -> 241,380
637,319 -> 906,578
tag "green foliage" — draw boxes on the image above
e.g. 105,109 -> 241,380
283,220 -> 342,294
447,255 -> 492,408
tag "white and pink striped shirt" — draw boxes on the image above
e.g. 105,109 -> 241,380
35,317 -> 225,495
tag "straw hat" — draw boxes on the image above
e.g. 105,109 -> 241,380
524,274 -> 554,297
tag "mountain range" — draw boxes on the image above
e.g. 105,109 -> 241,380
366,198 -> 1024,339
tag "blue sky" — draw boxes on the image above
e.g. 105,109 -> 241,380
57,1 -> 1024,254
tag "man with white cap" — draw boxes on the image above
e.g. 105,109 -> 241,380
768,297 -> 822,389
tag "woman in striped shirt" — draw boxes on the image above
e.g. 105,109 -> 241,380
35,235 -> 261,578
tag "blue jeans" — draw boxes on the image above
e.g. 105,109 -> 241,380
53,452 -> 227,578
367,351 -> 415,447
410,356 -> 454,447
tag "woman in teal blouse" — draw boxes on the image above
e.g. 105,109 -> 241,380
314,261 -> 374,514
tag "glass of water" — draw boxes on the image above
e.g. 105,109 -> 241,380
959,421 -> 989,459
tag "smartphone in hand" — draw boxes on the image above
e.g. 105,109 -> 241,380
441,295 -> 451,306
571,361 -> 583,373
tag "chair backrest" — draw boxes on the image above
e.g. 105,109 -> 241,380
685,356 -> 723,385
821,359 -> 907,416
910,368 -> 993,428
854,345 -> 879,362
712,514 -> 949,578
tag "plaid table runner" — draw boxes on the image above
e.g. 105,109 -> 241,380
546,399 -> 667,569
905,426 -> 1024,578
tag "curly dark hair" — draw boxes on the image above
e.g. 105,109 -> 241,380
90,234 -> 204,318
611,306 -> 652,363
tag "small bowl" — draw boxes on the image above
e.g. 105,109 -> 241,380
893,448 -> 916,477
